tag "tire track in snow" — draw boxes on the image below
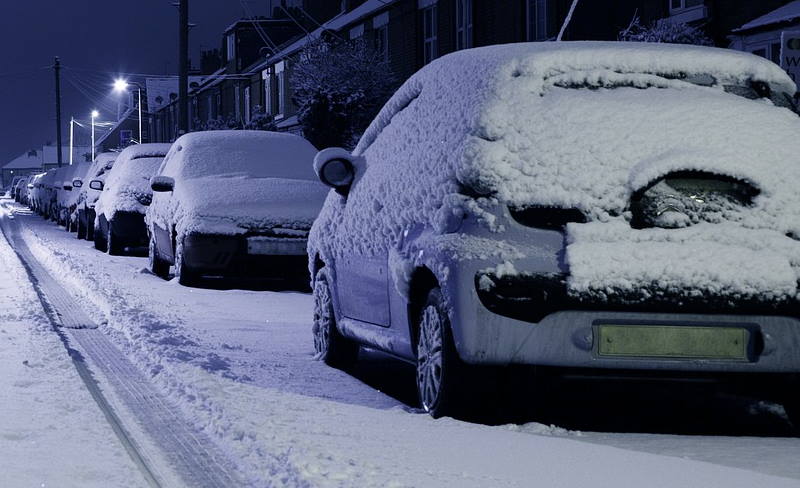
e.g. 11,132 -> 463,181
0,202 -> 244,488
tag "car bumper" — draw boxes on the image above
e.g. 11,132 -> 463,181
446,258 -> 800,373
182,233 -> 309,280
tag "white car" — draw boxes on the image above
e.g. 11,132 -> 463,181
308,41 -> 800,420
75,152 -> 118,240
91,144 -> 171,254
146,130 -> 327,287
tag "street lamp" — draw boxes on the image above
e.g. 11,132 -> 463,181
91,110 -> 99,161
114,78 -> 143,144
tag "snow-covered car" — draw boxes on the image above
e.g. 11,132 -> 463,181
52,164 -> 85,226
308,42 -> 800,420
35,169 -> 58,219
28,173 -> 46,213
75,152 -> 118,240
7,176 -> 23,199
62,161 -> 92,232
146,130 -> 327,286
92,144 -> 171,255
13,176 -> 28,203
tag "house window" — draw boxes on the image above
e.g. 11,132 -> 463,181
234,85 -> 241,121
456,0 -> 473,50
670,0 -> 704,12
244,86 -> 251,124
527,0 -> 548,41
350,24 -> 365,40
421,5 -> 438,64
276,61 -> 288,118
215,93 -> 221,119
771,42 -> 782,65
226,33 -> 236,63
373,12 -> 389,62
207,95 -> 213,121
263,67 -> 275,116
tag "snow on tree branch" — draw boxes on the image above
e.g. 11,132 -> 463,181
291,37 -> 396,149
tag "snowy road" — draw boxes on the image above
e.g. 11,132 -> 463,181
2,197 -> 800,487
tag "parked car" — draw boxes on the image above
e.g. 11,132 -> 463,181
35,169 -> 58,218
75,152 -> 118,240
308,42 -> 800,420
63,161 -> 93,232
146,130 -> 326,286
52,164 -> 84,226
92,144 -> 171,254
6,176 -> 23,198
28,173 -> 46,213
13,176 -> 29,203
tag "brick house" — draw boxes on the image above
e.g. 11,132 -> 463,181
149,0 -> 799,143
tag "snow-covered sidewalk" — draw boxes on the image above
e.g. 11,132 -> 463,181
4,199 -> 800,487
0,206 -> 146,487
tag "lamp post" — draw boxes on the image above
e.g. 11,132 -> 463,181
114,78 -> 144,144
91,110 -> 99,161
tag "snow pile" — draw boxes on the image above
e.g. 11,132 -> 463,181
310,41 -> 800,300
147,131 -> 326,239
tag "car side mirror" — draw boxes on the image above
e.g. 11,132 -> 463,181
63,185 -> 72,191
314,148 -> 358,196
72,179 -> 83,188
89,180 -> 104,191
151,175 -> 175,193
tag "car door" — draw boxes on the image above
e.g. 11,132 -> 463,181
334,172 -> 391,327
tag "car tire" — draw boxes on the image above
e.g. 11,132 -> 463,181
175,250 -> 199,286
416,287 -> 469,419
107,226 -> 123,255
148,234 -> 170,279
76,215 -> 86,240
312,268 -> 359,367
94,226 -> 107,252
783,376 -> 800,433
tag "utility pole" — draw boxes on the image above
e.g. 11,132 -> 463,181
178,0 -> 189,135
54,57 -> 63,167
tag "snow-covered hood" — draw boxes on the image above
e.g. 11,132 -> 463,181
176,176 -> 328,235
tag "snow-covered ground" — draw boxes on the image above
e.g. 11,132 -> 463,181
3,198 -> 800,487
0,205 -> 146,487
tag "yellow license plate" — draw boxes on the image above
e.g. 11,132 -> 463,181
597,325 -> 749,360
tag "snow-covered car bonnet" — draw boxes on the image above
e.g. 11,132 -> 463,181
149,131 -> 326,236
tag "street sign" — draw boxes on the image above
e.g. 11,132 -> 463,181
781,31 -> 800,86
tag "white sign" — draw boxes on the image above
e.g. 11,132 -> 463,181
781,31 -> 800,87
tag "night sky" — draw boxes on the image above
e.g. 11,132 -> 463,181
0,0 -> 273,165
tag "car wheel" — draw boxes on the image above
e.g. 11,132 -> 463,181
175,250 -> 198,286
76,216 -> 86,240
93,226 -> 107,252
416,287 -> 468,419
312,268 -> 359,367
148,234 -> 170,279
107,226 -> 123,255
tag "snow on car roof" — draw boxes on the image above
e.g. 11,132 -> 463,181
355,41 -> 800,232
162,130 -> 318,181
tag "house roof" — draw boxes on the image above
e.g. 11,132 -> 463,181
4,150 -> 41,170
265,0 -> 397,63
734,1 -> 800,32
